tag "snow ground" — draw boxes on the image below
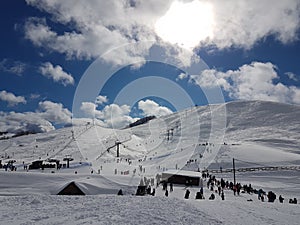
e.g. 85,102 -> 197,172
0,100 -> 300,224
0,186 -> 298,225
0,195 -> 221,225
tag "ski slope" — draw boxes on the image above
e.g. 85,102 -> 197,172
0,175 -> 299,225
0,100 -> 299,224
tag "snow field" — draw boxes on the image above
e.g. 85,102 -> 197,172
1,101 -> 300,224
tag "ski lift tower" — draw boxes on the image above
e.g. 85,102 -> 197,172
115,141 -> 122,158
63,155 -> 74,168
106,141 -> 122,158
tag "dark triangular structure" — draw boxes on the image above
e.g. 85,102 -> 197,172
57,181 -> 85,195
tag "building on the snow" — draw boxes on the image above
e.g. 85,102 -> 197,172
161,170 -> 202,186
28,160 -> 44,169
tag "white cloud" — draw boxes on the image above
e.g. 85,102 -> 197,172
80,98 -> 173,128
0,90 -> 27,106
80,102 -> 136,129
23,0 -> 300,63
38,100 -> 72,124
80,102 -> 102,119
24,17 -> 56,47
101,104 -> 136,129
290,86 -> 300,104
209,0 -> 300,49
285,72 -> 298,82
23,10 -> 154,65
30,93 -> 41,99
190,69 -> 227,89
138,99 -> 173,117
0,111 -> 55,134
190,62 -> 300,104
39,62 -> 74,86
95,95 -> 108,105
0,59 -> 26,76
176,72 -> 188,81
0,100 -> 72,133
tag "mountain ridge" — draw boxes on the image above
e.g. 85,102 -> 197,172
1,100 -> 300,168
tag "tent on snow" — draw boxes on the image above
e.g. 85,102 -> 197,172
56,179 -> 131,195
57,181 -> 85,195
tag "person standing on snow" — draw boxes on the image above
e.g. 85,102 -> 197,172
209,193 -> 215,200
221,191 -> 225,200
279,195 -> 284,203
195,187 -> 204,199
151,188 -> 155,196
184,189 -> 190,199
233,185 -> 237,196
170,183 -> 173,192
218,186 -> 221,196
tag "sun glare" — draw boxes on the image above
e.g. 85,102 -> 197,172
155,0 -> 215,50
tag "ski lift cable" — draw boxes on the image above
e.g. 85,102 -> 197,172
234,158 -> 275,168
48,123 -> 94,158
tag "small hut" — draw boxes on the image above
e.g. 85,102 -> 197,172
161,170 -> 201,186
29,160 -> 43,169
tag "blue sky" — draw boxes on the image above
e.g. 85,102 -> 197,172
1,0 -> 300,132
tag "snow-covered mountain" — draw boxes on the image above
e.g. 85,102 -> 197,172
1,100 -> 300,190
225,100 -> 300,145
1,100 -> 300,224
1,100 -> 300,169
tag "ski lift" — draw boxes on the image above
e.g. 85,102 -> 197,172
63,155 -> 74,168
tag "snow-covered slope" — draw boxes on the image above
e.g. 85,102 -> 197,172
1,100 -> 300,224
1,193 -> 299,225
1,100 -> 300,175
225,100 -> 300,146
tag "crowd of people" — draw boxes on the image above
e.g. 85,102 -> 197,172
129,170 -> 298,206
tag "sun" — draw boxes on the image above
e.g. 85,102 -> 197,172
155,0 -> 215,50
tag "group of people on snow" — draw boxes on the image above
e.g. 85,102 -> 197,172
119,170 -> 298,206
